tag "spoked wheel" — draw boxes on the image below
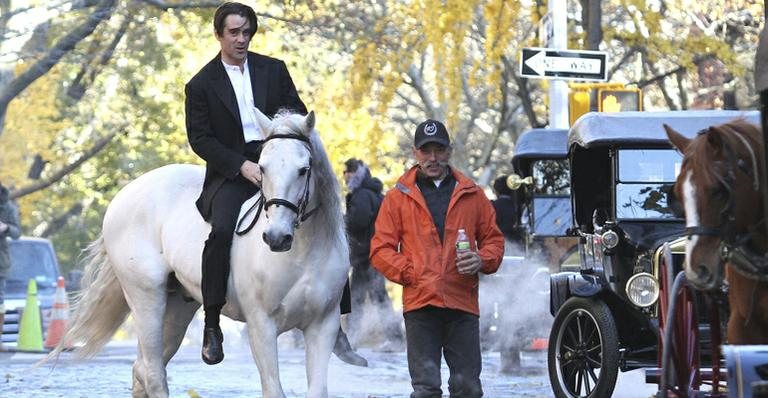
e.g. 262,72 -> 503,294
548,297 -> 619,398
657,244 -> 702,397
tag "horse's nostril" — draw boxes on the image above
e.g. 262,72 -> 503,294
282,234 -> 293,248
697,265 -> 711,280
262,232 -> 268,243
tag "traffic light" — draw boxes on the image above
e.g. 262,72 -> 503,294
568,83 -> 643,125
598,88 -> 642,112
568,90 -> 591,126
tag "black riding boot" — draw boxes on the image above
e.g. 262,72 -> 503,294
202,306 -> 224,365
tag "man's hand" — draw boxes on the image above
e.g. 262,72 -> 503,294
240,160 -> 262,186
0,221 -> 7,234
456,250 -> 482,275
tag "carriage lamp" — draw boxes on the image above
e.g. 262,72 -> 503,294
601,229 -> 620,249
626,273 -> 660,308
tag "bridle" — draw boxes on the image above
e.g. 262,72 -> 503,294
236,133 -> 320,236
678,127 -> 768,282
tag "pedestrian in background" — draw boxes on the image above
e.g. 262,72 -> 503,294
343,158 -> 404,351
491,175 -> 523,244
0,183 -> 21,352
370,119 -> 504,397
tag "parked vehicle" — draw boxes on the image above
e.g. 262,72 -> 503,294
482,128 -> 577,372
547,110 -> 760,398
509,127 -> 578,272
2,237 -> 63,347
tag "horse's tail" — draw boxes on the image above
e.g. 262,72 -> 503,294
46,235 -> 130,361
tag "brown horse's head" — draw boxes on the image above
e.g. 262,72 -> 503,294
665,119 -> 764,291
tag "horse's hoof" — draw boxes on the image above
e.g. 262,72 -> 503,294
334,349 -> 369,367
333,328 -> 368,367
202,326 -> 224,365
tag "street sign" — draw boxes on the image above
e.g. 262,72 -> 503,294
520,47 -> 608,81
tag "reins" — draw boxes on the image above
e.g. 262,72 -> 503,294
235,133 -> 321,236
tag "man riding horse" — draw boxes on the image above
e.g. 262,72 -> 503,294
185,1 -> 362,366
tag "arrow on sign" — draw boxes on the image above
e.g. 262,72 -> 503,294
519,47 -> 607,81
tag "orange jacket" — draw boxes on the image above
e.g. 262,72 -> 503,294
370,166 -> 504,315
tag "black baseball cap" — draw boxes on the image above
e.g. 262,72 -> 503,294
414,119 -> 450,148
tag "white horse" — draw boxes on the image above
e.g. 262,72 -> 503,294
50,110 -> 350,398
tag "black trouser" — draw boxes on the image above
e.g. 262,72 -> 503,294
404,306 -> 483,398
201,142 -> 261,318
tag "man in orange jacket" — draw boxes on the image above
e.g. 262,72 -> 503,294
370,119 -> 504,397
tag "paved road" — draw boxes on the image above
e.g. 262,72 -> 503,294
1,341 -> 553,397
0,339 -> 658,397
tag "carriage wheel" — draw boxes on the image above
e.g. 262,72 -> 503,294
658,269 -> 701,397
548,297 -> 619,398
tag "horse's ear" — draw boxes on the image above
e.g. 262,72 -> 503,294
664,124 -> 690,153
705,127 -> 725,152
304,111 -> 316,134
253,107 -> 272,136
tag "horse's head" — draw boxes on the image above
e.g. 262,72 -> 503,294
253,108 -> 317,252
665,120 -> 763,291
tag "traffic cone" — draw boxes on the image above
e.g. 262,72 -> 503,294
530,337 -> 548,350
17,279 -> 44,352
44,276 -> 70,349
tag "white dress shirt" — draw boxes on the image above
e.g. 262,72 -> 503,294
222,59 -> 263,143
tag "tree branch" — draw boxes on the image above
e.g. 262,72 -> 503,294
0,0 -> 117,135
9,129 -> 120,200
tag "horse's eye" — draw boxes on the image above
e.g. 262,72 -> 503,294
712,186 -> 728,201
299,167 -> 309,177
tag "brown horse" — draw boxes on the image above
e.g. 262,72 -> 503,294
666,119 -> 768,344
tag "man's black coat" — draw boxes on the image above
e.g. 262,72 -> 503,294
185,51 -> 307,220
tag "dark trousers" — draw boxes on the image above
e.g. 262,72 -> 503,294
404,306 -> 482,398
201,175 -> 259,312
201,142 -> 261,317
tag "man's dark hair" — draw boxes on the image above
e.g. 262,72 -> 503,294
344,158 -> 363,173
493,176 -> 513,196
214,2 -> 258,36
0,183 -> 8,203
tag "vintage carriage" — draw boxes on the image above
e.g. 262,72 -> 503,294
509,128 -> 579,272
546,110 -> 760,398
482,127 -> 573,371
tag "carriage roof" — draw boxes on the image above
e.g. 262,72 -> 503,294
569,110 -> 760,150
512,128 -> 569,162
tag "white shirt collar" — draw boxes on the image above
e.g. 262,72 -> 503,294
221,58 -> 248,73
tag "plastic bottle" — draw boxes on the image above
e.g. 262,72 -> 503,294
456,228 -> 470,253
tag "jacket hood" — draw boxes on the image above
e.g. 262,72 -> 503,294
359,175 -> 383,194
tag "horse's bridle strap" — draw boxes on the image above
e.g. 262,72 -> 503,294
685,226 -> 721,237
264,198 -> 301,214
263,133 -> 310,144
235,132 -> 320,235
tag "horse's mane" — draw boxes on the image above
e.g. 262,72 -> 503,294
270,111 -> 346,246
685,118 -> 763,188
